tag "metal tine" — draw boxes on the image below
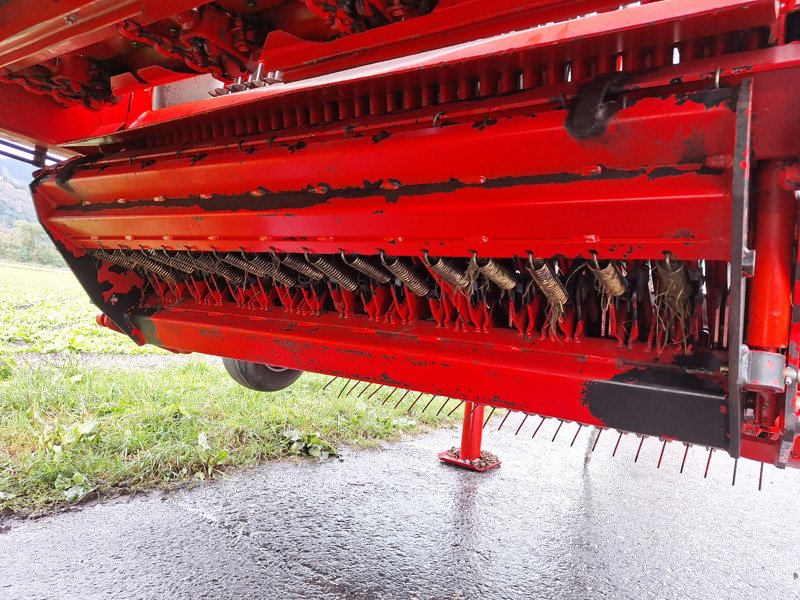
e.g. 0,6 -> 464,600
393,389 -> 411,409
634,435 -> 645,462
591,427 -> 603,451
323,376 -> 339,391
680,443 -> 690,473
382,388 -> 398,406
357,382 -> 373,398
704,447 -> 714,478
532,416 -> 546,439
732,458 -> 738,487
420,394 -> 438,414
612,431 -> 624,457
496,410 -> 512,431
551,419 -> 564,442
366,384 -> 385,400
482,406 -> 496,428
464,402 -> 480,421
435,397 -> 453,417
657,438 -> 667,468
514,413 -> 529,436
570,424 -> 583,447
345,380 -> 361,397
758,462 -> 764,491
406,392 -> 425,413
447,400 -> 465,417
337,379 -> 351,398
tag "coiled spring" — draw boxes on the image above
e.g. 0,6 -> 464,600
526,257 -> 568,304
342,253 -> 391,284
278,253 -> 324,281
120,250 -> 180,282
424,253 -> 469,289
472,256 -> 517,291
306,253 -> 359,291
93,249 -> 139,270
380,253 -> 429,297
148,250 -> 196,275
588,255 -> 626,308
181,252 -> 246,285
224,252 -> 297,287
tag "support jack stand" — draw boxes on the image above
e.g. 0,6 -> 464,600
439,402 -> 501,472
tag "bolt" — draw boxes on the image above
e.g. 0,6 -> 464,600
65,13 -> 78,25
786,376 -> 793,386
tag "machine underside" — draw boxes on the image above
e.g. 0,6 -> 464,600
3,0 -> 800,469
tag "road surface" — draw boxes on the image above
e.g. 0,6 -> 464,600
1,419 -> 799,599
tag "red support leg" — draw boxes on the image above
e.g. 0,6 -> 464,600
439,402 -> 501,472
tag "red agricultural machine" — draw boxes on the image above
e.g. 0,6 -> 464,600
2,0 -> 799,473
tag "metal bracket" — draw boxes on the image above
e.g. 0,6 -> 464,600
726,78 -> 754,459
738,345 -> 787,392
565,72 -> 628,139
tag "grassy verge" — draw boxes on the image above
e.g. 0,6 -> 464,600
0,358 -> 459,514
0,261 -> 164,355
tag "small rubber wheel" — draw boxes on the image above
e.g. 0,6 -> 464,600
222,358 -> 303,392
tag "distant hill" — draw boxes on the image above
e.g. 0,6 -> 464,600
0,157 -> 35,186
0,166 -> 36,226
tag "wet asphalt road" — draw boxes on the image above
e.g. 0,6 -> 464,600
2,420 -> 800,600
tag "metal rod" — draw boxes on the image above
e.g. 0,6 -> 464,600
657,439 -> 667,468
447,400 -> 465,417
435,397 -> 452,417
337,380 -> 351,398
406,392 -> 424,413
612,431 -> 623,457
704,447 -> 714,478
496,410 -> 511,431
570,424 -> 583,447
514,414 -> 528,435
634,436 -> 645,462
323,376 -> 339,391
420,394 -> 438,414
681,444 -> 689,473
366,385 -> 384,400
758,462 -> 764,491
357,383 -> 372,398
393,389 -> 411,409
532,417 -> 546,439
382,388 -> 398,406
482,406 -> 496,428
591,428 -> 602,451
551,420 -> 564,442
732,459 -> 738,486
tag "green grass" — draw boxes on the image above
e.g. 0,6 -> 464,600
0,359 -> 459,514
0,261 -> 164,355
0,261 -> 460,514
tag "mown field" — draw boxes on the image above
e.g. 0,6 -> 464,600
0,262 -> 458,514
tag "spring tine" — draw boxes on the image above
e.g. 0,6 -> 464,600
612,431 -> 623,457
482,406 -> 496,428
496,410 -> 511,431
464,402 -> 480,421
435,397 -> 452,417
514,414 -> 529,436
657,439 -> 667,468
337,379 -> 351,398
447,400 -> 465,417
551,420 -> 564,442
345,380 -> 361,397
420,395 -> 438,414
680,443 -> 689,473
704,447 -> 714,478
406,392 -> 424,413
591,428 -> 602,451
570,424 -> 583,447
732,458 -> 738,487
366,385 -> 385,400
357,383 -> 372,398
758,462 -> 764,491
634,436 -> 645,462
382,388 -> 398,406
532,416 -> 546,439
394,389 -> 411,409
323,376 -> 339,391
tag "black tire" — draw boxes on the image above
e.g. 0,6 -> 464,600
222,358 -> 303,392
